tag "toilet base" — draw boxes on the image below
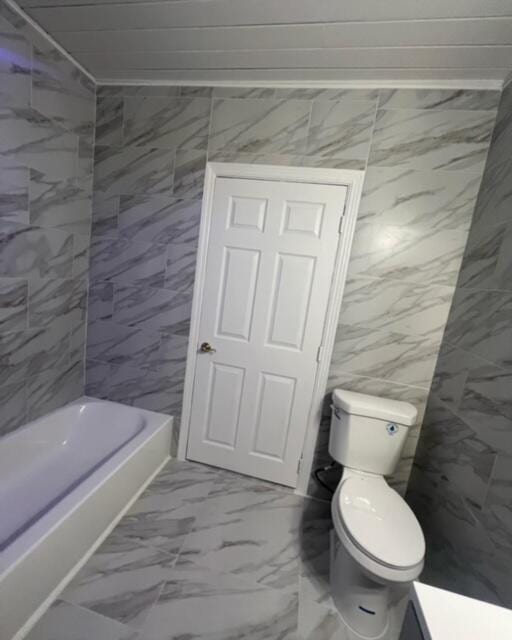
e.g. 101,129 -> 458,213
330,531 -> 391,639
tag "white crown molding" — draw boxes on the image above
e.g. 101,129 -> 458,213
4,0 -> 507,92
5,0 -> 96,84
96,77 -> 504,91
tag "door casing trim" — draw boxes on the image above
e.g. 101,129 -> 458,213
177,161 -> 364,495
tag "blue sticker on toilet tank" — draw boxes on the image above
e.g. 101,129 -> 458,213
386,423 -> 399,435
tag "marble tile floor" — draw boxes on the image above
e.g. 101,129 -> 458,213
26,459 -> 402,640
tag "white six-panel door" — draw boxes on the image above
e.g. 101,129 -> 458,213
187,177 -> 347,486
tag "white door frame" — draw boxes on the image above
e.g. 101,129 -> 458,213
177,162 -> 364,495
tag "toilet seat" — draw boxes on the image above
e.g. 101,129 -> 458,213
332,473 -> 425,583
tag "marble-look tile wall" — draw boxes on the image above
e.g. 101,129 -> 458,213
86,84 -> 498,481
0,0 -> 95,436
406,81 -> 512,609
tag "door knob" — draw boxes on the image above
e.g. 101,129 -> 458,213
200,342 -> 216,353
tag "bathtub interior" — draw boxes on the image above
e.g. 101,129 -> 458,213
0,399 -> 163,555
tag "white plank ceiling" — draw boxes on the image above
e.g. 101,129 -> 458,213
14,0 -> 512,86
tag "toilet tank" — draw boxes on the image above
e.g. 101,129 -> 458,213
329,389 -> 418,476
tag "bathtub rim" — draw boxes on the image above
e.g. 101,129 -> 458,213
0,396 -> 172,577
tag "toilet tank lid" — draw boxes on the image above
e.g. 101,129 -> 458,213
332,389 -> 417,426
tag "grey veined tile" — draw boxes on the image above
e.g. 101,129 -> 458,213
331,322 -> 440,388
123,96 -> 211,150
112,283 -> 193,334
339,276 -> 454,340
0,379 -> 26,436
172,148 -> 206,198
306,100 -> 375,162
118,195 -> 201,246
0,107 -> 79,180
0,13 -> 31,108
0,221 -> 73,279
96,96 -> 124,146
138,558 -> 298,640
209,98 -> 310,155
89,236 -> 167,288
348,221 -> 467,286
0,277 -> 27,332
0,157 -> 29,223
25,600 -> 135,640
359,165 -> 482,232
61,543 -> 176,629
31,44 -> 95,136
164,242 -> 197,292
0,322 -> 70,386
378,89 -> 501,112
86,319 -> 160,368
93,144 -> 174,197
29,169 -> 92,236
369,107 -> 495,172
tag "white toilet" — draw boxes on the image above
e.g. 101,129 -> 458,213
329,389 -> 425,639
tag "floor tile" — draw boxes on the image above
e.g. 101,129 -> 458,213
61,540 -> 176,629
138,558 -> 298,640
25,600 -> 135,640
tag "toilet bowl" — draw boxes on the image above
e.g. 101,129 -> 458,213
328,390 -> 425,639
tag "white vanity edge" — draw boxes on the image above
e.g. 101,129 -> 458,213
412,581 -> 512,640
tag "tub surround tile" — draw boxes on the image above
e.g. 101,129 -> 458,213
369,108 -> 495,172
379,89 -> 501,112
0,321 -> 70,386
179,86 -> 213,98
25,600 -> 135,640
0,157 -> 29,222
27,357 -> 83,420
86,319 -> 161,368
358,165 -> 482,232
209,98 -> 311,155
108,363 -> 185,415
28,276 -> 76,328
123,96 -> 211,150
208,149 -> 366,170
85,358 -> 111,399
0,13 -> 31,109
471,156 -> 512,231
306,100 -> 375,162
0,277 -> 27,332
0,379 -> 26,436
29,167 -> 92,236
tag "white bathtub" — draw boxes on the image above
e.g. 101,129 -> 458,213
0,397 -> 172,640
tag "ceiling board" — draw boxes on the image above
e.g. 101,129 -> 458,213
11,0 -> 512,86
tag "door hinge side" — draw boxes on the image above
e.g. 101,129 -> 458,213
316,345 -> 324,362
297,455 -> 303,475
